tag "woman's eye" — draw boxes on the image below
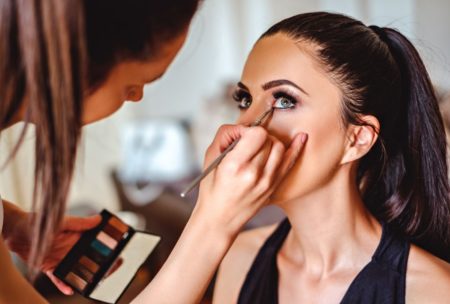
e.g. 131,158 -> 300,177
273,95 -> 297,109
238,97 -> 252,109
233,90 -> 252,109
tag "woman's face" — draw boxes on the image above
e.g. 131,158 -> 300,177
235,33 -> 349,204
82,29 -> 188,124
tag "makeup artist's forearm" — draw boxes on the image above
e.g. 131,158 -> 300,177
1,200 -> 27,240
0,238 -> 48,304
132,209 -> 236,304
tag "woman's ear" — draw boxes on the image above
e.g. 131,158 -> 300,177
340,115 -> 380,165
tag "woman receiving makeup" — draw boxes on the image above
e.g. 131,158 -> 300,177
214,12 -> 450,304
0,1 -> 305,303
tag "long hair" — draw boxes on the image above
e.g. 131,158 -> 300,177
261,12 -> 450,261
0,0 -> 200,278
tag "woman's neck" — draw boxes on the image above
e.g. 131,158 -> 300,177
277,168 -> 382,277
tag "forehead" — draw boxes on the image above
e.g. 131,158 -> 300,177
241,34 -> 336,96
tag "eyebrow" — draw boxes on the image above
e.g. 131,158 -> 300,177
237,82 -> 250,91
237,79 -> 309,96
262,79 -> 309,95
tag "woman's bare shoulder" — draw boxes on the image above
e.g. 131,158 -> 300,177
406,244 -> 450,303
213,224 -> 278,304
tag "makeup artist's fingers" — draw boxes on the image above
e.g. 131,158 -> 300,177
255,136 -> 286,192
61,215 -> 102,232
196,130 -> 305,233
217,124 -> 248,153
226,139 -> 272,188
244,134 -> 279,180
205,134 -> 280,205
273,133 -> 308,187
204,124 -> 248,166
211,127 -> 271,188
225,126 -> 269,164
204,125 -> 272,168
45,270 -> 74,295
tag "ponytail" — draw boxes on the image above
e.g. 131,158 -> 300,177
366,27 -> 450,261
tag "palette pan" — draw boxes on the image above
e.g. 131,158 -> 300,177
54,210 -> 160,304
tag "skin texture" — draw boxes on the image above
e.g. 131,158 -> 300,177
1,28 -> 307,303
213,33 -> 450,304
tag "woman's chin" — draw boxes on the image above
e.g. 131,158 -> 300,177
268,192 -> 293,206
269,187 -> 308,207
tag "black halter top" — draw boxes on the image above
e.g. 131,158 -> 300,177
238,219 -> 410,304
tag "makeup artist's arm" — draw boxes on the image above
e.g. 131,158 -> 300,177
132,125 -> 307,304
1,200 -> 101,295
1,200 -> 27,240
0,237 -> 48,304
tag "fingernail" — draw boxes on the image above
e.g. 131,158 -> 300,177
301,133 -> 308,144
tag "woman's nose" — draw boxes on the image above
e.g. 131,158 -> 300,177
126,86 -> 144,102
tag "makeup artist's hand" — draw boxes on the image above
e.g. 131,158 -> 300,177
132,125 -> 307,304
43,215 -> 101,295
4,212 -> 101,295
195,124 -> 307,237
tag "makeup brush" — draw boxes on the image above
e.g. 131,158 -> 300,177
180,108 -> 274,197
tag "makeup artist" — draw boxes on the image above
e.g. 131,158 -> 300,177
0,0 -> 306,303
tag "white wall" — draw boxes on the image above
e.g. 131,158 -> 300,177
1,0 -> 449,211
415,0 -> 450,89
139,0 -> 449,120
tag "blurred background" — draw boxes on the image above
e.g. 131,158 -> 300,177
0,0 -> 449,303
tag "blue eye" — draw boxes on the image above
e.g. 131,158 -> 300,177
273,92 -> 297,109
233,90 -> 252,109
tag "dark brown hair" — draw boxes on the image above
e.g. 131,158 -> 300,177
261,12 -> 450,261
0,0 -> 200,277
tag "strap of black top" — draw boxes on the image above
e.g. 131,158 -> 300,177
237,219 -> 410,304
237,219 -> 290,304
371,223 -> 410,274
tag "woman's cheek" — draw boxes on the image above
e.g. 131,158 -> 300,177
267,113 -> 305,146
82,86 -> 125,124
268,115 -> 346,203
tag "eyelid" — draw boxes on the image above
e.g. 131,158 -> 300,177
233,87 -> 250,95
272,87 -> 300,98
272,88 -> 301,105
232,88 -> 251,100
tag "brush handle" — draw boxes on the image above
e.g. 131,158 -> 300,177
180,139 -> 239,197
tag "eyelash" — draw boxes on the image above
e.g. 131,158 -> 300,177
232,88 -> 300,110
232,89 -> 252,109
272,90 -> 299,110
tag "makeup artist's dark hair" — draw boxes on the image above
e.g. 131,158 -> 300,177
261,12 -> 450,261
0,0 -> 200,278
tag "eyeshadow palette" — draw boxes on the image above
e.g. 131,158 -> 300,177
54,210 -> 160,304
